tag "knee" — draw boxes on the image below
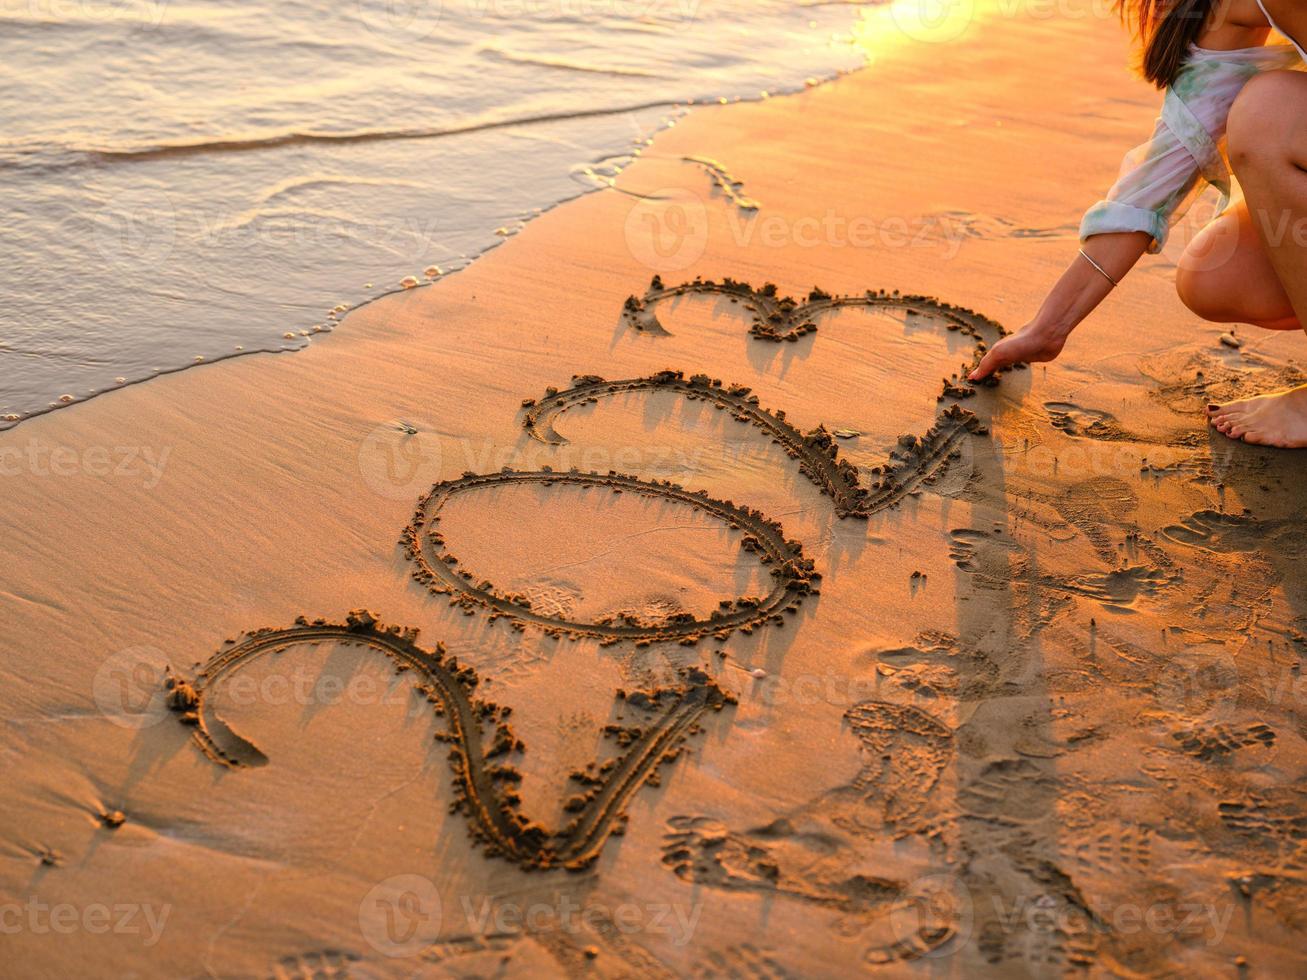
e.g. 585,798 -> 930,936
1227,71 -> 1298,175
1175,263 -> 1225,321
1176,261 -> 1233,322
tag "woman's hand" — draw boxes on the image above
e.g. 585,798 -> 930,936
968,322 -> 1069,381
967,234 -> 1150,383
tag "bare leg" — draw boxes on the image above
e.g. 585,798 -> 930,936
1205,71 -> 1307,448
1176,199 -> 1300,330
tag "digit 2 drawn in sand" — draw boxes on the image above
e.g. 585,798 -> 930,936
521,370 -> 986,519
167,610 -> 736,871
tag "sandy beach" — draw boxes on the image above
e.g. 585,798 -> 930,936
2,1 -> 1306,976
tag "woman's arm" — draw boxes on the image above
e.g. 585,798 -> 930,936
969,231 -> 1152,380
969,40 -> 1294,383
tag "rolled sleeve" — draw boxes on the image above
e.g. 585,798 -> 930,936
1080,200 -> 1171,253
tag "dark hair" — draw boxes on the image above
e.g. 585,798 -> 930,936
1120,0 -> 1216,88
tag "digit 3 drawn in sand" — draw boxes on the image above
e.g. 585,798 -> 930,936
166,610 -> 736,871
520,371 -> 987,519
622,277 -> 1006,361
401,469 -> 819,642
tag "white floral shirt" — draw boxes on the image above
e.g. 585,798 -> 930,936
1080,42 -> 1301,252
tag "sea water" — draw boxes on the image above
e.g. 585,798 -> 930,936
0,0 -> 879,424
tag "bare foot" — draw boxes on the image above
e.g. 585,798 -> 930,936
1206,384 -> 1307,448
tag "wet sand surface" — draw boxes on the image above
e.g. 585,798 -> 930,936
2,3 -> 1306,977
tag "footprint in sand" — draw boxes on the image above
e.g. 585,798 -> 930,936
949,523 -> 1173,612
957,757 -> 1060,823
1162,508 -> 1307,559
1043,401 -> 1131,441
660,816 -> 961,963
689,943 -> 797,980
660,700 -> 959,963
271,950 -> 360,978
1219,788 -> 1307,862
842,701 -> 955,832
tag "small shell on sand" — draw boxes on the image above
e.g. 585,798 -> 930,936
750,667 -> 767,679
1219,332 -> 1242,349
100,810 -> 125,829
424,266 -> 443,278
283,332 -> 296,340
58,394 -> 75,403
401,276 -> 420,289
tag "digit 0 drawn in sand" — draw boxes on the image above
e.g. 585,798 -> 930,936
521,371 -> 987,519
622,277 -> 1006,364
402,469 -> 819,642
168,610 -> 736,871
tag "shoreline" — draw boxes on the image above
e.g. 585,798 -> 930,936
0,35 -> 865,431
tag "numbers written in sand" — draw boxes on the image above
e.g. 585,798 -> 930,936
161,275 -> 1010,879
622,276 -> 1007,363
521,370 -> 987,520
166,610 -> 736,872
401,469 -> 820,644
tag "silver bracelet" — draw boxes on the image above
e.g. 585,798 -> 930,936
1079,248 -> 1119,288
